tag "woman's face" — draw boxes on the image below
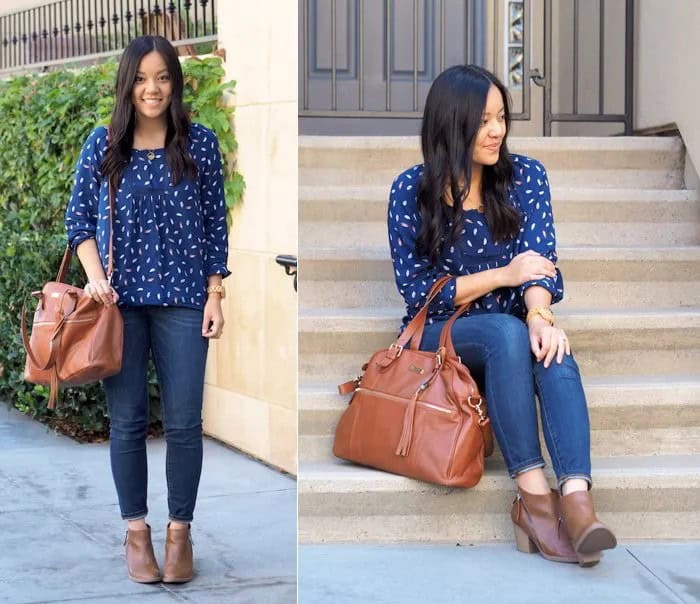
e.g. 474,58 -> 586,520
131,51 -> 173,123
472,84 -> 506,167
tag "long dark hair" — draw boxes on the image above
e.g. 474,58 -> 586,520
101,35 -> 197,191
417,65 -> 520,265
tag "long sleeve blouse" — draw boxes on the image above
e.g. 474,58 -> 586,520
387,153 -> 564,330
65,122 -> 231,310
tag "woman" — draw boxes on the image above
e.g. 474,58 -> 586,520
388,65 -> 616,566
65,35 -> 230,583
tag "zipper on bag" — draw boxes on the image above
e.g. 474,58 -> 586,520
355,387 -> 455,415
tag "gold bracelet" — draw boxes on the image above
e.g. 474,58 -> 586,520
206,285 -> 226,299
526,306 -> 554,326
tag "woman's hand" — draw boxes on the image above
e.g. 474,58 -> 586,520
202,296 -> 225,339
528,316 -> 570,368
84,280 -> 119,306
500,251 -> 556,287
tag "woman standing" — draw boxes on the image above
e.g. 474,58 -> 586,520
65,35 -> 230,583
388,65 -> 616,566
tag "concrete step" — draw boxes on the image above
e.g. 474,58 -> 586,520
301,219 -> 700,248
299,426 -> 700,463
297,455 -> 700,542
299,307 -> 700,354
299,376 -> 700,462
299,279 -> 700,310
299,376 -> 700,437
300,349 -> 700,382
299,245 -> 700,283
300,186 -> 700,224
298,308 -> 700,381
299,137 -> 685,189
299,136 -> 684,174
301,166 -> 683,190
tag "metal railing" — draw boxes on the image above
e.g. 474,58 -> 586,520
275,255 -> 298,292
300,0 -> 634,135
0,0 -> 216,74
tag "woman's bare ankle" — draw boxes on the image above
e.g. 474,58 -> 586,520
515,468 -> 551,495
561,478 -> 589,496
127,518 -> 148,530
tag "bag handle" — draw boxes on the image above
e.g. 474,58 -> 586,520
395,275 -> 453,352
438,301 -> 472,358
56,125 -> 116,284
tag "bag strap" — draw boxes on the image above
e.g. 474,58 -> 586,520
396,275 -> 453,351
438,301 -> 472,358
56,125 -> 115,284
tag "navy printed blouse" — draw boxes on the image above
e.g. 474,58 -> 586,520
388,154 -> 564,330
65,123 -> 231,310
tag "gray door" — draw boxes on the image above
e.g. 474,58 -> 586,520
300,0 -> 486,135
299,0 -> 633,137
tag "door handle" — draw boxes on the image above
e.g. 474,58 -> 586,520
530,68 -> 546,87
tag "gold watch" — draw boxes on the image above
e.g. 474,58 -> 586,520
526,306 -> 554,326
206,285 -> 226,299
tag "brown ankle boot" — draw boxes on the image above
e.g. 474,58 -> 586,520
124,524 -> 161,583
560,490 -> 616,566
162,523 -> 193,583
511,488 -> 578,564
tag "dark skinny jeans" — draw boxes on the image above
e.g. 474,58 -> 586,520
102,306 -> 209,522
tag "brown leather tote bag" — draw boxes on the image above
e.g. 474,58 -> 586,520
334,276 -> 494,487
21,149 -> 123,410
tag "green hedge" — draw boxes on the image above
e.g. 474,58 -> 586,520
0,57 -> 244,439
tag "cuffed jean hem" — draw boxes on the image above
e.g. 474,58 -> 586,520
557,473 -> 593,492
509,458 -> 546,479
169,515 -> 193,523
121,510 -> 148,521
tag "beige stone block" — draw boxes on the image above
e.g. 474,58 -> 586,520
202,384 -> 296,475
218,0 -> 297,107
228,102 -> 298,255
216,251 -> 266,397
203,384 -> 271,462
267,101 -> 299,253
229,104 -> 272,253
269,404 -> 298,475
261,256 -> 298,410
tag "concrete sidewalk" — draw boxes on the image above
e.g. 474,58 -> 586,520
300,541 -> 700,603
0,403 -> 296,604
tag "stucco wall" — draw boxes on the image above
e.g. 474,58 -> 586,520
635,2 -> 700,180
201,1 -> 298,474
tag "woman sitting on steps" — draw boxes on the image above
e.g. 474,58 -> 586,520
387,64 -> 617,566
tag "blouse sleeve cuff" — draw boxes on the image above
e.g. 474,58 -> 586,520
206,263 -> 232,279
519,269 -> 564,304
68,232 -> 95,252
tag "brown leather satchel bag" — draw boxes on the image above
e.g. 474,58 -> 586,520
21,158 -> 123,410
334,276 -> 494,487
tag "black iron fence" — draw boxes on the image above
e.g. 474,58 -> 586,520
0,0 -> 217,73
300,0 -> 634,135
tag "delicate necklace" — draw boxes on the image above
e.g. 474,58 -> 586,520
146,150 -> 156,161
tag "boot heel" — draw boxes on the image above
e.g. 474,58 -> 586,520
576,551 -> 601,568
513,523 -> 538,554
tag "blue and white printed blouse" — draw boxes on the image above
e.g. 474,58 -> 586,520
388,154 -> 564,330
65,123 -> 231,310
